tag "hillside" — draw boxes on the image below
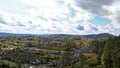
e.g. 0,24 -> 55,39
0,32 -> 119,68
0,32 -> 114,39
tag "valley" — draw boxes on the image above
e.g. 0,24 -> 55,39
0,33 -> 119,68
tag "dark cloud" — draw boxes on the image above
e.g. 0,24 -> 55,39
116,16 -> 120,23
115,10 -> 120,23
91,26 -> 98,31
0,17 -> 6,24
77,25 -> 84,30
36,16 -> 48,21
74,0 -> 114,15
28,21 -> 33,24
16,21 -> 25,26
51,18 -> 58,21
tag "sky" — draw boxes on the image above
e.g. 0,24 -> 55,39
0,0 -> 120,35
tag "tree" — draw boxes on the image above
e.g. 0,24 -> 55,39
61,51 -> 73,68
0,61 -> 15,68
63,42 -> 76,51
17,62 -> 21,68
101,36 -> 120,68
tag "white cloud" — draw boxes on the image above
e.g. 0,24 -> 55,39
0,11 -> 119,35
21,0 -> 58,8
0,0 -> 120,35
73,0 -> 120,35
103,1 -> 120,23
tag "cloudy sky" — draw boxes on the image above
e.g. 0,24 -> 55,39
0,0 -> 120,35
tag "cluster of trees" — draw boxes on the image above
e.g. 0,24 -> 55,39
0,61 -> 16,68
76,36 -> 120,68
101,36 -> 120,68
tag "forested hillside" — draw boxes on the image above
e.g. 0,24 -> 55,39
101,36 -> 120,68
0,34 -> 119,68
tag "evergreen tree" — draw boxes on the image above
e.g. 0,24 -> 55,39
101,36 -> 120,68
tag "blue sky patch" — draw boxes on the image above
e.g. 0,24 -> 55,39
89,16 -> 111,26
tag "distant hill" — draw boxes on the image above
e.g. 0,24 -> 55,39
0,33 -> 50,37
82,33 -> 114,39
0,32 -> 114,38
0,33 -> 34,36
